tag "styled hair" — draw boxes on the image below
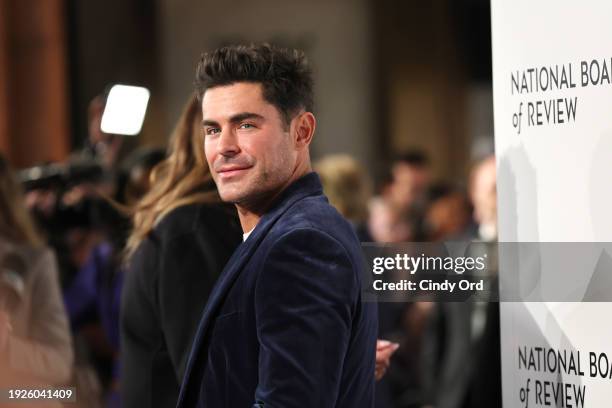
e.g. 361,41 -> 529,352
125,93 -> 219,258
0,154 -> 43,247
195,43 -> 314,126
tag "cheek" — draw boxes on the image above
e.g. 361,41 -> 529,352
240,131 -> 293,171
271,136 -> 294,163
204,139 -> 216,164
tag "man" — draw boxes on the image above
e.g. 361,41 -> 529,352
423,155 -> 501,408
177,44 -> 378,408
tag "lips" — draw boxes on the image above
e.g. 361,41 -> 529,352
216,165 -> 251,179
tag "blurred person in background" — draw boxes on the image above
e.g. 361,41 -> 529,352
83,93 -> 128,171
369,156 -> 442,408
15,89 -> 149,408
469,155 -> 497,242
409,184 -> 474,407
120,94 -> 241,408
371,151 -> 431,245
422,184 -> 473,242
23,164 -> 105,291
368,197 -> 415,243
383,151 -> 431,218
368,193 -> 436,408
315,154 -> 373,241
64,147 -> 165,407
315,154 -> 399,382
422,155 -> 501,408
0,153 -> 73,406
23,90 -> 131,292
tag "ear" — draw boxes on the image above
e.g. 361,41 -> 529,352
292,111 -> 316,149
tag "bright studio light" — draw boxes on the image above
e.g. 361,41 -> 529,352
101,84 -> 150,136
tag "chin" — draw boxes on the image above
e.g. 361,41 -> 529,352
218,186 -> 251,204
218,190 -> 239,204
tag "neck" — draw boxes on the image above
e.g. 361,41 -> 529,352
236,207 -> 260,234
235,161 -> 312,233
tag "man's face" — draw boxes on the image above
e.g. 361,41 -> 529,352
202,82 -> 297,207
389,163 -> 430,211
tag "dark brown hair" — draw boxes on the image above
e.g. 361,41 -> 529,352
125,93 -> 218,258
195,43 -> 314,126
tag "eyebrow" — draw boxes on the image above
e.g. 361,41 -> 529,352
202,112 -> 265,128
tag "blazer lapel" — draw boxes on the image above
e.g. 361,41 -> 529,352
176,237 -> 254,406
177,173 -> 324,407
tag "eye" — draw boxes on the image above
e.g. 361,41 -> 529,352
205,127 -> 220,136
239,123 -> 254,130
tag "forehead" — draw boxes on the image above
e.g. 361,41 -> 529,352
201,82 -> 274,120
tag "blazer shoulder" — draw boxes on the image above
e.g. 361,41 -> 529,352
280,229 -> 354,268
264,198 -> 359,263
270,194 -> 357,245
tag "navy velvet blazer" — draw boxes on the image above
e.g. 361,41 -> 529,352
176,172 -> 378,408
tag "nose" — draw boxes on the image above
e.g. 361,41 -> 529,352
217,128 -> 239,157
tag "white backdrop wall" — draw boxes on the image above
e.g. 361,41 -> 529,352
492,1 -> 612,407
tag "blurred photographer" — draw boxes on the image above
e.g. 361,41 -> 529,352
21,90 -> 135,289
62,147 -> 165,407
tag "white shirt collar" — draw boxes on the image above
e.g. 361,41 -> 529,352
243,228 -> 255,242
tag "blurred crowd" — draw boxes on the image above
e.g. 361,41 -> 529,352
0,89 -> 499,408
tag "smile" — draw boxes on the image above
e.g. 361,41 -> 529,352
217,166 -> 251,179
